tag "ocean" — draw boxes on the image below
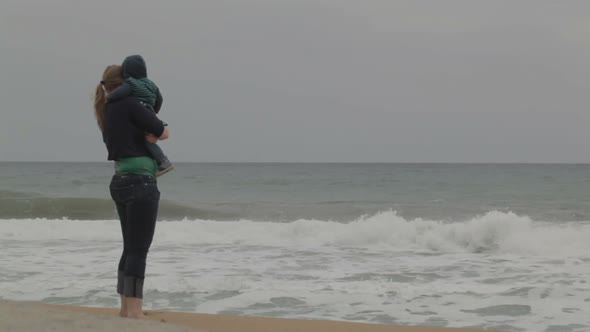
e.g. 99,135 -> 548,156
1,162 -> 589,332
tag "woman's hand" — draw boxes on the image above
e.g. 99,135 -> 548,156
145,134 -> 159,143
145,128 -> 169,143
159,127 -> 169,140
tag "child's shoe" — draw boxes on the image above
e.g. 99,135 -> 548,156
156,160 -> 174,177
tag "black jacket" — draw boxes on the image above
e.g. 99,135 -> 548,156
102,96 -> 165,161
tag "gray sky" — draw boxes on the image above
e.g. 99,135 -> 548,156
1,0 -> 590,162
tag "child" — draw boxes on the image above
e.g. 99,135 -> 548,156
108,55 -> 174,176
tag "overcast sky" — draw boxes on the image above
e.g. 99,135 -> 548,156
1,0 -> 590,162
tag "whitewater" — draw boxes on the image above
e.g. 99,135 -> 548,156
2,211 -> 589,332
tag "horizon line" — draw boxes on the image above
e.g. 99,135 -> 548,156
1,161 -> 590,165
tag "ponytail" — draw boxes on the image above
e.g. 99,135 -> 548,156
93,65 -> 123,131
94,83 -> 106,131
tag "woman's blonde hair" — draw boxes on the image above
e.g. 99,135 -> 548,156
94,65 -> 123,131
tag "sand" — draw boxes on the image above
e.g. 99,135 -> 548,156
0,300 -> 503,332
0,300 -> 198,332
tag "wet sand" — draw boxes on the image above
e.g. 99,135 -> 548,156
0,299 -> 504,332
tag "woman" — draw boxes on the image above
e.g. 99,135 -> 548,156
94,65 -> 170,319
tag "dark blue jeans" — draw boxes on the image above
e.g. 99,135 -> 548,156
109,174 -> 160,298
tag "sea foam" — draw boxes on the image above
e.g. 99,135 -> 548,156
2,210 -> 588,257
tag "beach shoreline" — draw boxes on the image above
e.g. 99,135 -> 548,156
0,299 -> 503,332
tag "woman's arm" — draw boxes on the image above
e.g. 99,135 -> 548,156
145,127 -> 169,143
128,100 -> 166,137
